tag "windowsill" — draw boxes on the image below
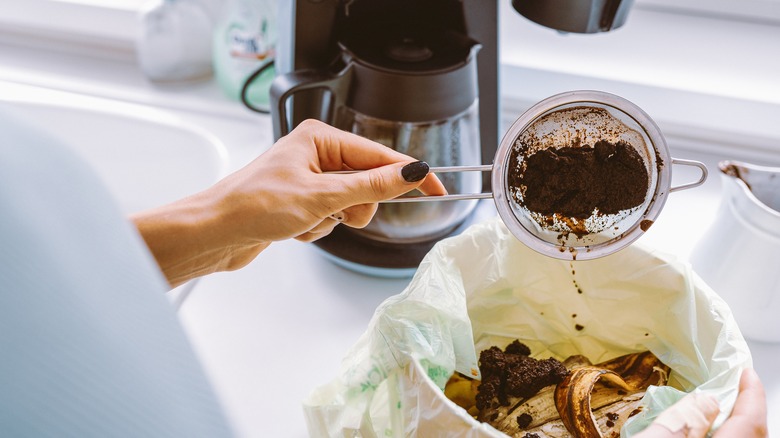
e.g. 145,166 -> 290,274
0,1 -> 140,53
0,37 -> 258,125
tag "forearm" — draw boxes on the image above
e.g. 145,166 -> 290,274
129,121 -> 444,288
131,191 -> 266,289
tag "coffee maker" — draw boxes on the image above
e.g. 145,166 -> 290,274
270,0 -> 634,276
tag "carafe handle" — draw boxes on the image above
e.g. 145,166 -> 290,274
269,66 -> 353,139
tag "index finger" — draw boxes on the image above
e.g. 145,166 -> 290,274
303,120 -> 447,195
297,120 -> 414,169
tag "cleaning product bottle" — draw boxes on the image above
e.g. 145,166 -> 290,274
212,0 -> 277,111
136,0 -> 213,82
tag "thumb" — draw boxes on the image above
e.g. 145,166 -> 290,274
343,160 -> 434,204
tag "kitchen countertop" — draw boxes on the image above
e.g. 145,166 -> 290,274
1,40 -> 778,437
179,146 -> 780,438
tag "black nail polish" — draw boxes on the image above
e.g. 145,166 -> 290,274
401,161 -> 429,183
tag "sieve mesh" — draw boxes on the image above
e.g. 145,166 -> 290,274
493,92 -> 672,260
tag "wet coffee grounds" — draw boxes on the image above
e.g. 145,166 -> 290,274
509,140 -> 649,219
475,340 -> 569,411
517,413 -> 533,429
606,412 -> 619,428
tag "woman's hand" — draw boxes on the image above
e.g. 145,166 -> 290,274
713,368 -> 768,437
634,368 -> 767,438
132,120 -> 447,288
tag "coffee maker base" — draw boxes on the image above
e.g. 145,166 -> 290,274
312,219 -> 475,278
315,250 -> 418,279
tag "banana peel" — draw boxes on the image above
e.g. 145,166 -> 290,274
445,350 -> 670,437
522,391 -> 646,438
551,351 -> 670,438
554,367 -> 634,437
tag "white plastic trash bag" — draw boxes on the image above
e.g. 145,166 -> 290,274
303,217 -> 752,437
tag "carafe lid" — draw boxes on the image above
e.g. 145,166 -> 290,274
337,34 -> 481,123
331,0 -> 482,122
340,29 -> 478,74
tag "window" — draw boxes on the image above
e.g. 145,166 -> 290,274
636,0 -> 780,25
0,0 -> 143,48
49,0 -> 143,8
2,0 -> 778,155
500,0 -> 780,155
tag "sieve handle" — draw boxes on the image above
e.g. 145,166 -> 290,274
669,158 -> 709,193
326,164 -> 494,203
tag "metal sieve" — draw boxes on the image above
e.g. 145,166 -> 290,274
344,90 -> 708,260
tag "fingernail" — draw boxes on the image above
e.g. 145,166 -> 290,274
401,161 -> 429,183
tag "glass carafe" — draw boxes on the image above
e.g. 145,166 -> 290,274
337,102 -> 481,242
269,32 -> 483,256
